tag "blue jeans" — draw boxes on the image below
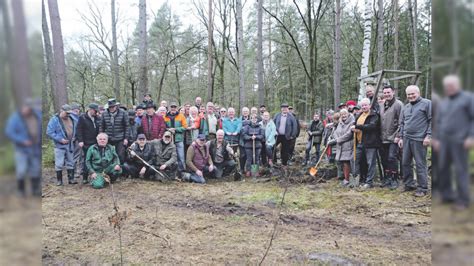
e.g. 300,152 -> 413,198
305,141 -> 321,162
15,150 -> 41,180
54,145 -> 75,171
188,166 -> 214,184
214,160 -> 236,178
402,138 -> 428,192
175,141 -> 185,171
354,144 -> 377,185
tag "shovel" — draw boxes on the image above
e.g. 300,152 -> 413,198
309,144 -> 329,177
349,131 -> 359,188
251,138 -> 259,178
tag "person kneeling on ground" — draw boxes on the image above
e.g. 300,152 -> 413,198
123,134 -> 155,179
85,133 -> 122,189
208,129 -> 236,178
185,134 -> 215,183
150,131 -> 178,180
243,114 -> 265,177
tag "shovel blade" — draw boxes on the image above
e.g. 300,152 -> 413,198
251,164 -> 259,177
309,167 -> 318,177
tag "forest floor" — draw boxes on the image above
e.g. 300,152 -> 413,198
41,141 -> 435,265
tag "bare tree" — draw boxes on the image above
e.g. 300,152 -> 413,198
236,0 -> 245,109
48,0 -> 68,107
408,0 -> 419,74
359,0 -> 372,100
42,0 -> 58,111
392,0 -> 399,88
376,0 -> 384,70
257,0 -> 264,106
111,0 -> 121,101
333,0 -> 342,109
138,0 -> 148,100
207,0 -> 214,102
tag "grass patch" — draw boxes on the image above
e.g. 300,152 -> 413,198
223,214 -> 253,223
0,144 -> 16,175
42,142 -> 55,168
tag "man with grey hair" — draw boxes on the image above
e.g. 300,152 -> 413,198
433,75 -> 474,210
208,129 -> 236,178
395,85 -> 432,197
350,98 -> 381,189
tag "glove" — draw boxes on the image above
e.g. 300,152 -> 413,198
327,139 -> 337,146
130,150 -> 137,157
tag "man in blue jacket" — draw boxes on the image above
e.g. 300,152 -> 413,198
47,104 -> 79,186
5,99 -> 42,197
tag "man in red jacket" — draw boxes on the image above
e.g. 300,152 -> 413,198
139,103 -> 166,140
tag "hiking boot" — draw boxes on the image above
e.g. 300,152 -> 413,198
402,186 -> 416,192
361,183 -> 373,190
17,179 -> 26,197
414,190 -> 427,197
67,169 -> 78,185
56,171 -> 63,186
82,176 -> 89,184
31,178 -> 41,197
341,179 -> 350,187
389,179 -> 399,190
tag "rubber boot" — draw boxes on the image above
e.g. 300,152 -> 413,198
67,169 -> 78,184
17,179 -> 26,197
56,171 -> 63,186
380,171 -> 390,188
389,172 -> 399,190
82,174 -> 89,184
31,178 -> 41,197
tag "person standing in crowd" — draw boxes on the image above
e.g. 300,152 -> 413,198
434,75 -> 473,210
259,105 -> 266,117
396,85 -> 432,197
326,112 -> 341,181
128,110 -> 139,143
123,134 -> 155,179
273,103 -> 298,168
140,103 -> 166,141
243,114 -> 265,177
328,109 -> 354,186
76,103 -> 100,184
185,106 -> 200,154
288,106 -> 300,164
379,85 -> 403,190
85,133 -> 122,188
70,103 -> 82,179
346,100 -> 357,114
99,98 -> 130,164
208,129 -> 236,178
303,112 -> 324,166
250,107 -> 262,122
185,134 -> 215,183
157,106 -> 167,117
259,111 -> 276,167
143,93 -> 153,105
5,99 -> 42,196
223,107 -> 242,150
135,104 -> 146,126
195,97 -> 202,109
206,102 -> 219,139
160,100 -> 168,110
164,102 -> 188,173
238,107 -> 251,173
47,104 -> 79,186
218,108 -> 227,127
338,102 -> 347,111
365,84 -> 380,114
150,131 -> 178,180
351,98 -> 381,189
184,103 -> 191,118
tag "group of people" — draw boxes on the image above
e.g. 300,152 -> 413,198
44,95 -> 303,188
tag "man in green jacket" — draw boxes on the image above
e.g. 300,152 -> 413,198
86,133 -> 122,188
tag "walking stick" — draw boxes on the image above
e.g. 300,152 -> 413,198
127,147 -> 169,180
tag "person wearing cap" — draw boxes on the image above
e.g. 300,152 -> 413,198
139,102 -> 166,141
164,102 -> 188,173
86,133 -> 122,188
338,102 -> 347,111
303,112 -> 324,166
128,109 -> 139,143
70,103 -> 82,118
259,105 -> 266,117
47,104 -> 79,186
288,106 -> 301,163
135,104 -> 146,126
346,100 -> 357,114
76,103 -> 101,184
378,84 -> 404,190
353,105 -> 362,115
273,103 -> 298,167
185,134 -> 214,183
100,98 -> 130,164
208,129 -> 236,178
123,134 -> 155,179
150,131 -> 178,180
143,93 -> 154,105
5,99 -> 42,196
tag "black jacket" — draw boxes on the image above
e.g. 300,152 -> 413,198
100,108 -> 130,142
76,113 -> 100,146
355,110 -> 382,148
209,139 -> 231,163
243,123 -> 265,149
127,142 -> 155,167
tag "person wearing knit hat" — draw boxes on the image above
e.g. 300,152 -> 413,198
346,100 -> 357,113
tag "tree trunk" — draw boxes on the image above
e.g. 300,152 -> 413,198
7,0 -> 32,106
111,0 -> 121,101
267,0 -> 273,110
376,0 -> 384,70
359,0 -> 372,100
408,0 -> 419,74
207,0 -> 214,102
42,0 -> 58,112
333,0 -> 341,109
257,0 -> 264,106
236,0 -> 245,110
138,0 -> 148,100
392,0 -> 399,88
48,0 -> 68,107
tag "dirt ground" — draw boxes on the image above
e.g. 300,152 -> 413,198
42,165 -> 432,265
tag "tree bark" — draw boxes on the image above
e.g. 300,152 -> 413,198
111,0 -> 121,101
42,0 -> 58,112
408,0 -> 419,74
207,0 -> 214,102
392,0 -> 399,88
333,0 -> 342,109
359,0 -> 372,100
138,0 -> 148,100
376,0 -> 384,70
48,0 -> 68,107
236,0 -> 245,110
257,0 -> 264,106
